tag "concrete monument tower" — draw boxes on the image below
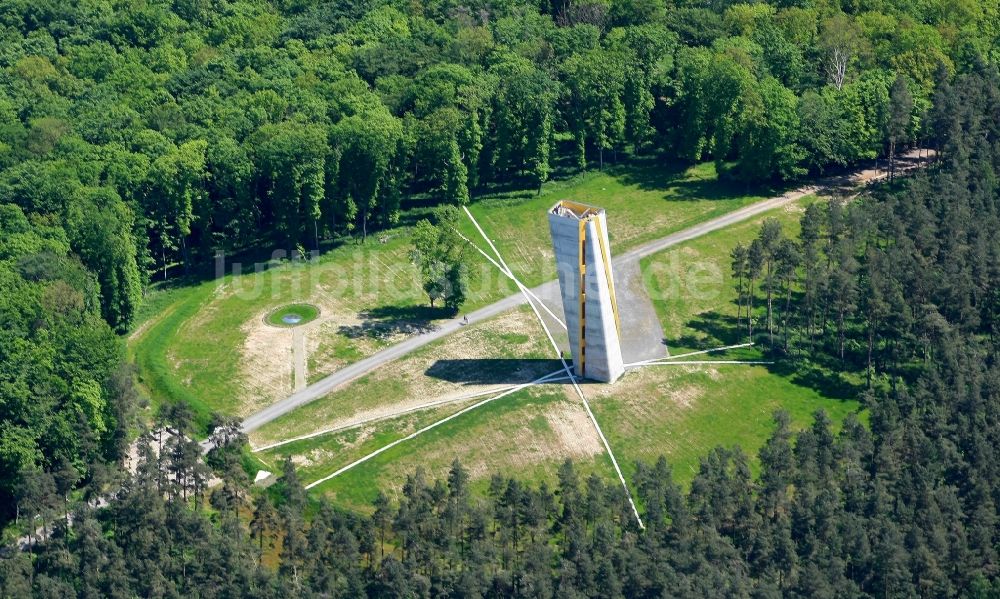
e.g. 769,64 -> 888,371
548,201 -> 625,383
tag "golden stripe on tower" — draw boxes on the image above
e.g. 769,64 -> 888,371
578,218 -> 587,377
593,217 -> 621,336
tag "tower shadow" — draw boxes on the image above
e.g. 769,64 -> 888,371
425,358 -> 599,386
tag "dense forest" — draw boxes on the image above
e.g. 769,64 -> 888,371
2,0 -> 1000,595
2,0 -> 994,322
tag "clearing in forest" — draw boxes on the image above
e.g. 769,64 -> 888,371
253,194 -> 860,510
130,160 -> 774,422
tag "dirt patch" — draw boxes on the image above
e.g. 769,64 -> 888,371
237,290 -> 368,416
293,329 -> 306,391
656,382 -> 702,409
290,454 -> 313,468
253,308 -> 555,444
703,367 -> 722,381
545,401 -> 604,457
240,311 -> 295,416
371,396 -> 604,490
585,365 -> 706,427
782,202 -> 807,215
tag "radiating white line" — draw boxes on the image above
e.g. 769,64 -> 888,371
464,206 -> 514,275
624,343 -> 754,367
464,208 -> 645,530
253,377 -> 571,453
627,360 -> 773,369
303,369 -> 567,489
453,227 -> 566,329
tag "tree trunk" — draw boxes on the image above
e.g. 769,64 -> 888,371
820,296 -> 830,339
806,290 -> 814,346
766,261 -> 774,348
838,309 -> 846,361
889,140 -> 896,182
866,317 -> 876,388
736,272 -> 744,331
783,285 -> 792,352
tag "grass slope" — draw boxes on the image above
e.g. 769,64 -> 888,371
131,160 -> 777,422
250,304 -> 556,445
258,385 -> 604,512
255,194 -> 860,506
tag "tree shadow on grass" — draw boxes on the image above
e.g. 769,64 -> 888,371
772,360 -> 863,401
609,157 -> 786,203
338,304 -> 453,341
672,311 -> 743,350
672,312 -> 864,402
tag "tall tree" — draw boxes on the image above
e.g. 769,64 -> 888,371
332,107 -> 403,241
146,139 -> 208,275
819,14 -> 862,91
66,189 -> 143,332
252,122 -> 328,250
490,56 -> 557,192
737,77 -> 805,181
410,207 -> 468,311
886,75 -> 913,180
561,48 -> 627,170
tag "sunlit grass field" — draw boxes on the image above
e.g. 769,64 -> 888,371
130,160 -> 777,425
252,194 -> 861,509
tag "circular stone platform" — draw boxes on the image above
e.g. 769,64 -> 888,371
266,303 -> 320,328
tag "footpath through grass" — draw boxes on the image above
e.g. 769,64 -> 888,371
130,159 -> 778,425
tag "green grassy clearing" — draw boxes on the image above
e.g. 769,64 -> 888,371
251,304 -> 557,446
262,193 -> 861,505
258,385 -> 606,512
131,159 -> 778,423
640,196 -> 813,352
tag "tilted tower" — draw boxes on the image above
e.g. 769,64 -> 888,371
548,201 -> 624,383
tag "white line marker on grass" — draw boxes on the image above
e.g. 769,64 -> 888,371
628,360 -> 773,368
624,343 -> 754,367
464,207 -> 646,530
254,376 -> 572,453
304,369 -> 567,490
453,228 -> 566,330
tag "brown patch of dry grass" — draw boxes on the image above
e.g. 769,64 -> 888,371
250,307 -> 555,445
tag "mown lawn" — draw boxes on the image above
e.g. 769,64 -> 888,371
130,159 -> 778,425
251,304 -> 556,446
258,385 -> 603,513
253,194 -> 862,506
